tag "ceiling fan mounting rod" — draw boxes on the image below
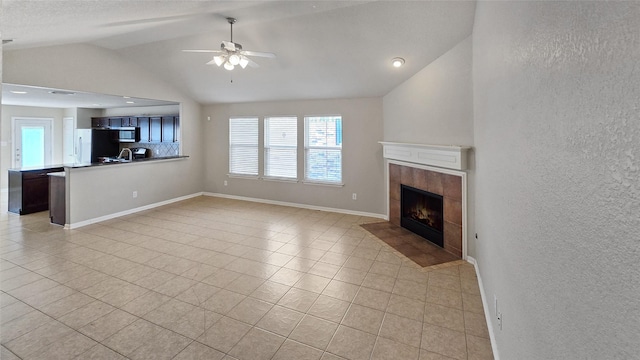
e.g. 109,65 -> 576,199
227,17 -> 236,43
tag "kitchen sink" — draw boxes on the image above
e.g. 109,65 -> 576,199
100,157 -> 131,163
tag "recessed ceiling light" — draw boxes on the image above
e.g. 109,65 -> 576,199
10,90 -> 27,94
123,96 -> 131,99
391,57 -> 405,68
126,101 -> 135,104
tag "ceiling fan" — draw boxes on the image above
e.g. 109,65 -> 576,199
183,17 -> 276,70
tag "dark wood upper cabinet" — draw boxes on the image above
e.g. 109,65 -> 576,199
161,116 -> 175,143
91,117 -> 109,128
173,116 -> 180,143
122,117 -> 138,127
109,117 -> 123,128
92,115 -> 177,143
149,117 -> 162,142
137,117 -> 150,142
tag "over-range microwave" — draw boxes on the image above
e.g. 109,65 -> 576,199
114,127 -> 140,142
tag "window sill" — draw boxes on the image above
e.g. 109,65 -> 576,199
227,174 -> 259,180
262,176 -> 298,183
302,180 -> 344,187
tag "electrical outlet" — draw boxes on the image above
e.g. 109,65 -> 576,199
352,193 -> 357,200
497,312 -> 503,330
224,180 -> 228,186
132,191 -> 138,198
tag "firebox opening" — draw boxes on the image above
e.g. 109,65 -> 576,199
400,184 -> 444,247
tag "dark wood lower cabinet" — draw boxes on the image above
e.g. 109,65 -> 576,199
49,173 -> 66,225
8,167 -> 64,215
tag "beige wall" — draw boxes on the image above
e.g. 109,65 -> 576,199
3,43 -> 203,223
382,36 -> 476,256
203,97 -> 385,216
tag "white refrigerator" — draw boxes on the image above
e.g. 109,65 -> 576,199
75,129 -> 92,164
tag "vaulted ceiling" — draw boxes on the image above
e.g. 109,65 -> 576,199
2,1 -> 476,104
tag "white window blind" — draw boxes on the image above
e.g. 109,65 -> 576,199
264,116 -> 297,179
305,116 -> 342,183
229,117 -> 259,176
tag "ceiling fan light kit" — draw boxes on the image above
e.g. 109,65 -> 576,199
183,17 -> 275,71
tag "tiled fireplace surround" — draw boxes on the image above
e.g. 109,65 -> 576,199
388,163 -> 464,258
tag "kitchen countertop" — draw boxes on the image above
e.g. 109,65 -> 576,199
9,155 -> 189,171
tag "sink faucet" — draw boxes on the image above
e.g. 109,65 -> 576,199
117,148 -> 133,162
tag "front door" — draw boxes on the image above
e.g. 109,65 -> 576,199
13,117 -> 53,168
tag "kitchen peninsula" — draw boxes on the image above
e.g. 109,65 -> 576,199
8,155 -> 189,228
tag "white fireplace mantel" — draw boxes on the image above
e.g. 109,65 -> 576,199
379,142 -> 470,170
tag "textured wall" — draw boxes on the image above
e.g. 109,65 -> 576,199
473,2 -> 640,358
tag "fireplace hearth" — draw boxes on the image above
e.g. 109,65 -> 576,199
401,185 -> 444,247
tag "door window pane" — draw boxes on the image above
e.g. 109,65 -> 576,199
22,126 -> 45,167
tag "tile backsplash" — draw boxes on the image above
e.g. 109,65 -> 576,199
120,142 -> 180,158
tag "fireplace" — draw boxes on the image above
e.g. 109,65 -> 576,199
388,163 -> 464,257
401,185 -> 444,247
380,142 -> 468,260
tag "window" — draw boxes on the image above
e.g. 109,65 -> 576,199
305,116 -> 342,183
229,117 -> 259,176
264,116 -> 297,179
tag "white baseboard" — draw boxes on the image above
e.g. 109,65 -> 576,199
204,192 -> 388,221
66,192 -> 204,229
467,256 -> 500,360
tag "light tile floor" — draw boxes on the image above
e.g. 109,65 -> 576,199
0,196 -> 493,360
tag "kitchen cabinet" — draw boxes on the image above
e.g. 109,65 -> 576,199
91,117 -> 110,128
174,116 -> 180,143
150,117 -> 162,142
92,115 -> 178,143
8,167 -> 65,215
137,117 -> 150,142
122,117 -> 138,127
109,117 -> 123,127
49,172 -> 66,225
162,116 -> 176,142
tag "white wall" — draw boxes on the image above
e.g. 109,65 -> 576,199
3,43 -> 204,219
473,2 -> 640,358
382,36 -> 476,255
203,97 -> 385,216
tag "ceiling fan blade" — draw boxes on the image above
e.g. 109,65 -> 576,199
246,58 -> 260,68
242,50 -> 276,58
182,50 -> 224,53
